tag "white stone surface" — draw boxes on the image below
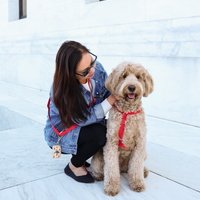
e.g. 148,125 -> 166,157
0,172 -> 200,200
0,0 -> 200,126
0,124 -> 70,190
79,0 -> 146,28
146,117 -> 200,157
8,0 -> 19,22
0,106 -> 40,131
0,0 -> 8,22
0,84 -> 200,199
0,81 -> 49,106
146,141 -> 200,192
146,0 -> 200,21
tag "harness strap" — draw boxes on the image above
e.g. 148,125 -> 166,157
114,104 -> 141,149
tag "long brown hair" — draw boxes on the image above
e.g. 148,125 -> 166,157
53,41 -> 91,127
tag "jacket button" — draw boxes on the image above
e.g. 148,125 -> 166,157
96,92 -> 98,94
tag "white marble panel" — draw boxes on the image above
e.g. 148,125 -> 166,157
0,125 -> 70,190
0,55 -> 18,83
0,172 -> 200,200
146,117 -> 200,158
7,18 -> 29,37
0,99 -> 47,124
28,0 -> 81,14
8,0 -> 19,22
80,0 -> 146,28
146,142 -> 200,191
97,56 -> 124,75
0,22 -> 8,37
28,2 -> 80,35
161,42 -> 200,57
0,0 -> 8,22
123,57 -> 200,127
146,0 -> 200,21
0,92 -> 17,102
17,55 -> 43,89
0,106 -> 40,131
97,42 -> 200,57
163,17 -> 200,42
41,55 -> 56,91
101,21 -> 171,44
97,43 -> 161,57
0,81 -> 49,107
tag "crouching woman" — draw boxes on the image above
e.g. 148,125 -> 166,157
44,41 -> 120,183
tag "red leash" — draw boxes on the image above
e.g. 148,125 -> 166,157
114,105 -> 141,149
47,78 -> 96,137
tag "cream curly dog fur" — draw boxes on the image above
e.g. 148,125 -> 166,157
91,61 -> 154,196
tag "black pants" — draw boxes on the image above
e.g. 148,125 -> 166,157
71,122 -> 107,167
50,121 -> 107,167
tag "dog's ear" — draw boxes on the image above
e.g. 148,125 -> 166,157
105,69 -> 118,94
143,69 -> 154,97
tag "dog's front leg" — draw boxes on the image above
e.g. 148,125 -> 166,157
128,137 -> 146,192
103,142 -> 120,196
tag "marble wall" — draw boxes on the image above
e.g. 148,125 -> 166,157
0,0 -> 200,126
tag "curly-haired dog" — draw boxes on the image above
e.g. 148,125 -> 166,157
91,61 -> 154,196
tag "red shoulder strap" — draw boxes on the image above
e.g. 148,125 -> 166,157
47,79 -> 96,137
47,98 -> 78,137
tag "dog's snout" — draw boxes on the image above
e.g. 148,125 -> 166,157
128,85 -> 136,92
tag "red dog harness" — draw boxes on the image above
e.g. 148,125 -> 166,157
114,105 -> 141,149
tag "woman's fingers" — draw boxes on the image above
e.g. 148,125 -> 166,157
113,94 -> 121,100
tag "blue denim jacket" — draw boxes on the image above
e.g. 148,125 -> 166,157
44,61 -> 111,154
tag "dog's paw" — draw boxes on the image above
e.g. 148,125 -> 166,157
104,186 -> 120,196
130,180 -> 146,192
93,172 -> 104,181
144,166 -> 149,178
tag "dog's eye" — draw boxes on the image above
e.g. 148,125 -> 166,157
123,74 -> 127,79
136,76 -> 140,79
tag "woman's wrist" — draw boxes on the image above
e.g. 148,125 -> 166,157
107,94 -> 117,106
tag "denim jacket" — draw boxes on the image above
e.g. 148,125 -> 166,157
44,61 -> 111,154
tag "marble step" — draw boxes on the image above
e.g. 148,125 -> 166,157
0,171 -> 199,200
0,106 -> 41,131
146,142 -> 200,192
1,122 -> 199,193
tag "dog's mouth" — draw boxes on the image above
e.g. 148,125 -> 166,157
125,93 -> 138,99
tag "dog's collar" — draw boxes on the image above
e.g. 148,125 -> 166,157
114,104 -> 141,149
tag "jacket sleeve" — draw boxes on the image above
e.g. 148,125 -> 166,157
102,65 -> 111,100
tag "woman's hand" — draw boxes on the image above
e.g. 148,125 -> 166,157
113,94 -> 121,101
107,94 -> 121,106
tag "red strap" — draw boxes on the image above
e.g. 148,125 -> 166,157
47,79 -> 96,137
83,162 -> 92,174
47,98 -> 78,136
114,104 -> 141,149
118,113 -> 129,149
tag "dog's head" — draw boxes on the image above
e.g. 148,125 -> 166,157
105,61 -> 154,102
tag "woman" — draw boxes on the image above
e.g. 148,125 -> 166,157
44,41 -> 120,183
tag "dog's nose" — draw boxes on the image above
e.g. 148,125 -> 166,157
128,85 -> 136,92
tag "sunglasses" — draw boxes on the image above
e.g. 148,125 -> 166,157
75,52 -> 97,77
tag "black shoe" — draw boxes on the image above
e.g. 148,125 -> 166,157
64,164 -> 95,183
